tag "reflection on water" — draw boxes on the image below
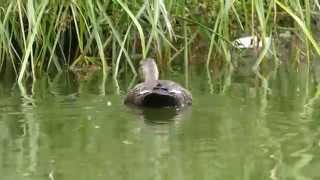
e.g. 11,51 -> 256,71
126,106 -> 191,124
141,108 -> 180,123
0,65 -> 320,180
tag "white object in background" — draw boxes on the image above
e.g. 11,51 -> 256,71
233,36 -> 271,49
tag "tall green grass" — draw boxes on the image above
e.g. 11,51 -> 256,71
0,0 -> 319,83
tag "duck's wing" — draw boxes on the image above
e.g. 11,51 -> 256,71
124,83 -> 145,105
125,80 -> 192,107
157,80 -> 192,105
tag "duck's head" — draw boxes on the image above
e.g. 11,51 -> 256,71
139,58 -> 159,83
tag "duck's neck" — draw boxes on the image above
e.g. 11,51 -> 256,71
141,58 -> 159,84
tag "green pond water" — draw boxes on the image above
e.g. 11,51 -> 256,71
1,66 -> 320,180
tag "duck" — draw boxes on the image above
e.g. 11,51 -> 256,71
124,58 -> 192,108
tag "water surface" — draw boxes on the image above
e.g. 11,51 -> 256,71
0,67 -> 320,180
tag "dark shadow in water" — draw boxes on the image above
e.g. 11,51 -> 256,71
131,106 -> 192,125
142,108 -> 178,124
51,71 -> 79,96
125,102 -> 192,124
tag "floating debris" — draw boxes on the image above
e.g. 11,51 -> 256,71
49,170 -> 55,180
22,172 -> 31,177
122,140 -> 133,145
84,106 -> 94,110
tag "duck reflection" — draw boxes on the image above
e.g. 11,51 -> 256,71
142,108 -> 179,124
127,106 -> 191,124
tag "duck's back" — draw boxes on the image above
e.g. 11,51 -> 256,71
125,80 -> 192,107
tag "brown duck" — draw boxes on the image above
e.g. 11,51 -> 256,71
124,58 -> 192,108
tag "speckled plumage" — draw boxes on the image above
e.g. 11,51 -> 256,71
124,59 -> 192,107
